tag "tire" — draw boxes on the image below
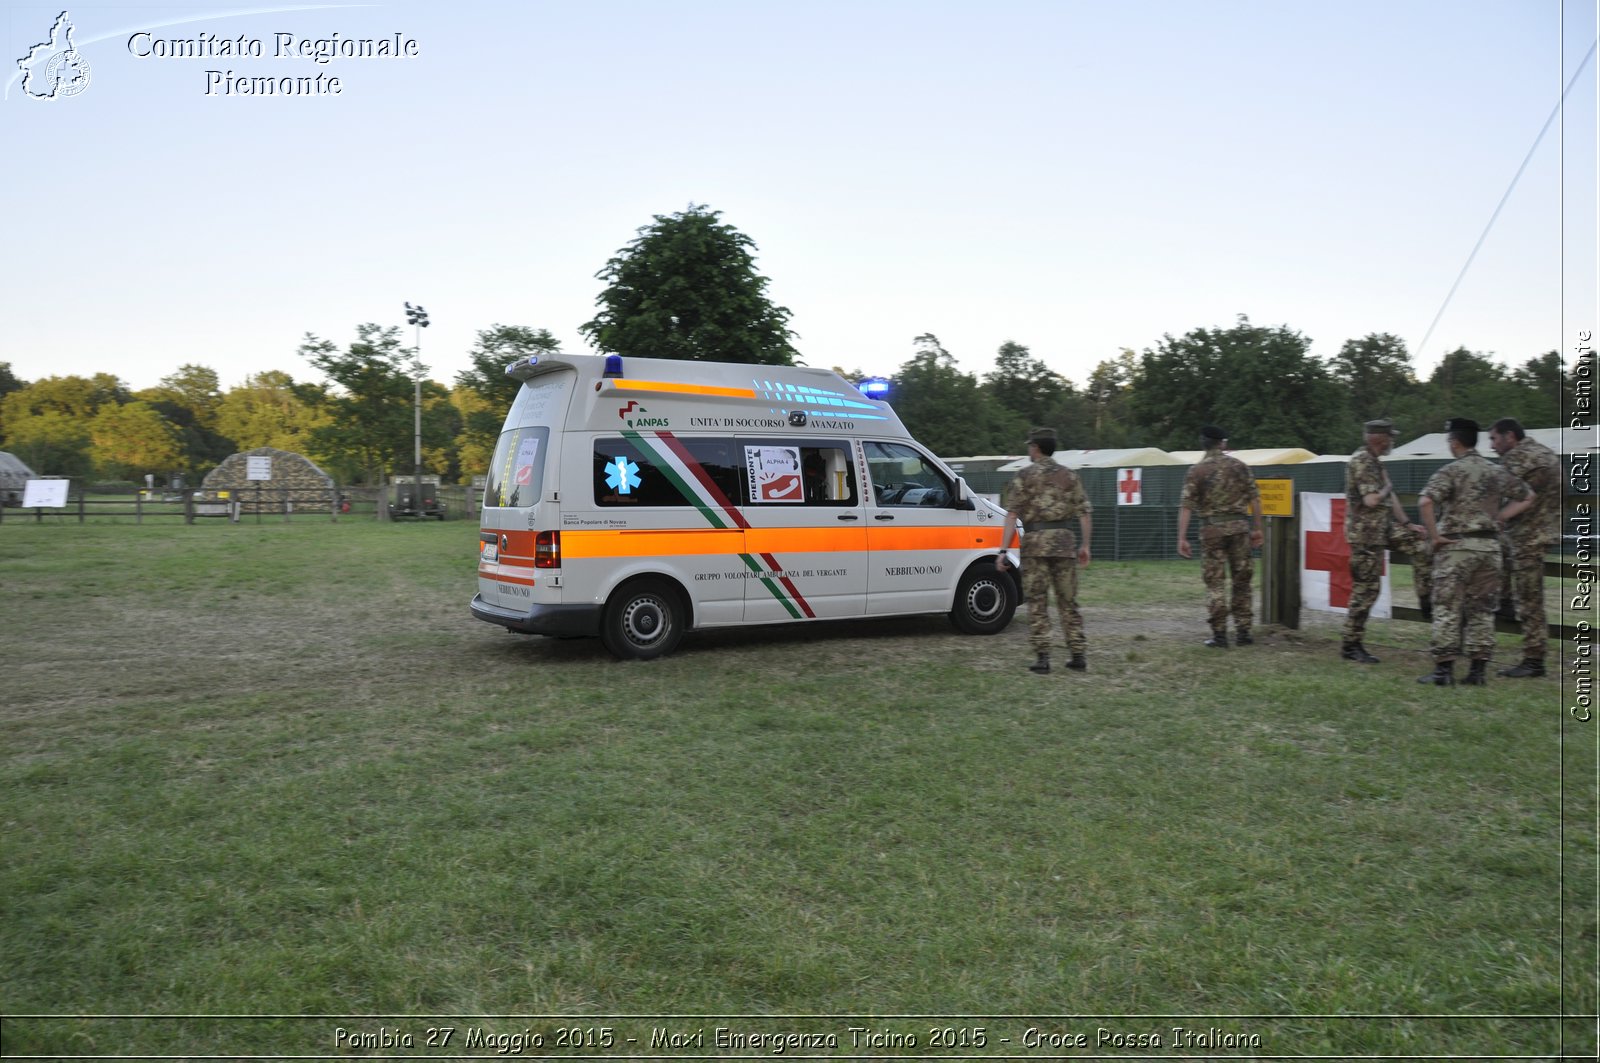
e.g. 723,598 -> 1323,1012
949,563 -> 1017,635
600,578 -> 686,660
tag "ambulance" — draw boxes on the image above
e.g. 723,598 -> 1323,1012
470,352 -> 1018,659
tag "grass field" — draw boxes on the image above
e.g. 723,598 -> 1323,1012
1,521 -> 1594,1058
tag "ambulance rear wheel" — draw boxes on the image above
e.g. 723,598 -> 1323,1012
601,578 -> 685,660
949,564 -> 1017,635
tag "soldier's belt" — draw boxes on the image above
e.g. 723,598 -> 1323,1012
1025,520 -> 1075,531
1201,513 -> 1249,525
1453,529 -> 1499,539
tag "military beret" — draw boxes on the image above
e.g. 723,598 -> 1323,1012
1364,419 -> 1396,435
1444,417 -> 1479,434
1200,425 -> 1227,441
1027,426 -> 1058,446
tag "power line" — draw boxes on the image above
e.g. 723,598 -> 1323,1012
1413,37 -> 1597,364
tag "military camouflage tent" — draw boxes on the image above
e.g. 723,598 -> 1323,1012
0,452 -> 37,505
201,447 -> 335,514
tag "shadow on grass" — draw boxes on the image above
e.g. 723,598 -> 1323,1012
473,612 -> 966,665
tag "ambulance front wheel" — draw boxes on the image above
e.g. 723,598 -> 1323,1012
949,564 -> 1017,635
601,578 -> 686,660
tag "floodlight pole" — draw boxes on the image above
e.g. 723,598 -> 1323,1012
404,302 -> 431,513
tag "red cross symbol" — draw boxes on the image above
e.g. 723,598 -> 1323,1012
1304,498 -> 1384,608
1117,468 -> 1142,505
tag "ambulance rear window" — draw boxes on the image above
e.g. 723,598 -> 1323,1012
484,426 -> 551,509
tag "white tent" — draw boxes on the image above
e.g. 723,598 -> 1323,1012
1167,447 -> 1319,466
1390,425 -> 1593,458
996,447 -> 1181,473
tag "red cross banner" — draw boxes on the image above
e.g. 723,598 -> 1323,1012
1299,492 -> 1391,617
1116,467 -> 1142,506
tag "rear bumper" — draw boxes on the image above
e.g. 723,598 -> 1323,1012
471,594 -> 602,637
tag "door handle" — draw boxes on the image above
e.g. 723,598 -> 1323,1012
837,514 -> 859,521
874,514 -> 895,521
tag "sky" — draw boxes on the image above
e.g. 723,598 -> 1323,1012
2,0 -> 1596,396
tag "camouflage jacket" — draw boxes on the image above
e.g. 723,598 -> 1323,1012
1500,437 -> 1561,547
1180,447 -> 1259,540
1421,450 -> 1531,544
1343,446 -> 1400,545
1009,456 -> 1090,558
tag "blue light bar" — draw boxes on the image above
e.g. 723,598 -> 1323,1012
856,376 -> 891,398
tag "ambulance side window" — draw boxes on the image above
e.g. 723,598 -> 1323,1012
593,437 -> 740,507
864,441 -> 954,507
739,440 -> 858,506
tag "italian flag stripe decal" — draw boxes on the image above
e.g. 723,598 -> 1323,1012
623,430 -> 812,619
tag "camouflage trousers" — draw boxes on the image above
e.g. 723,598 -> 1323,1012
1503,540 -> 1549,661
1342,526 -> 1434,642
1430,541 -> 1501,662
1200,530 -> 1253,635
1023,555 -> 1085,655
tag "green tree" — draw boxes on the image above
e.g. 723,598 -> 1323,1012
1424,347 -> 1520,426
147,364 -> 223,428
580,204 -> 798,365
418,379 -> 463,483
982,341 -> 1070,427
890,334 -> 1022,457
0,373 -> 130,479
1128,315 -> 1346,452
1081,350 -> 1141,448
300,324 -> 428,484
89,401 -> 183,480
2,410 -> 91,479
453,325 -> 562,478
1332,333 -> 1418,418
136,364 -> 233,478
215,371 -> 333,458
0,362 -> 24,446
1507,351 -> 1564,428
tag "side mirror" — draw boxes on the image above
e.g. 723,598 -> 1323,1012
954,477 -> 974,510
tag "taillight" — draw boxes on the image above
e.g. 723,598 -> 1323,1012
534,530 -> 560,568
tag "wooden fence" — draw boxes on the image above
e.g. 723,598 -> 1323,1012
0,485 -> 482,524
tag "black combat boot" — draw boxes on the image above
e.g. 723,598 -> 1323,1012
1065,654 -> 1086,671
1461,659 -> 1489,686
1235,631 -> 1254,646
1417,660 -> 1455,686
1341,642 -> 1380,664
1029,653 -> 1050,674
1498,658 -> 1546,678
1203,631 -> 1228,649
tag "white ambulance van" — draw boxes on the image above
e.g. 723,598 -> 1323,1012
470,352 -> 1018,658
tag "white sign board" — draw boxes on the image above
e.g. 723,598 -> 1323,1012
22,479 -> 69,508
246,456 -> 273,481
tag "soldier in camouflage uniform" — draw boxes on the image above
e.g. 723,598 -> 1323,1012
1340,418 -> 1434,664
998,427 -> 1093,674
1417,418 -> 1535,686
1176,426 -> 1263,648
1488,418 -> 1561,678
